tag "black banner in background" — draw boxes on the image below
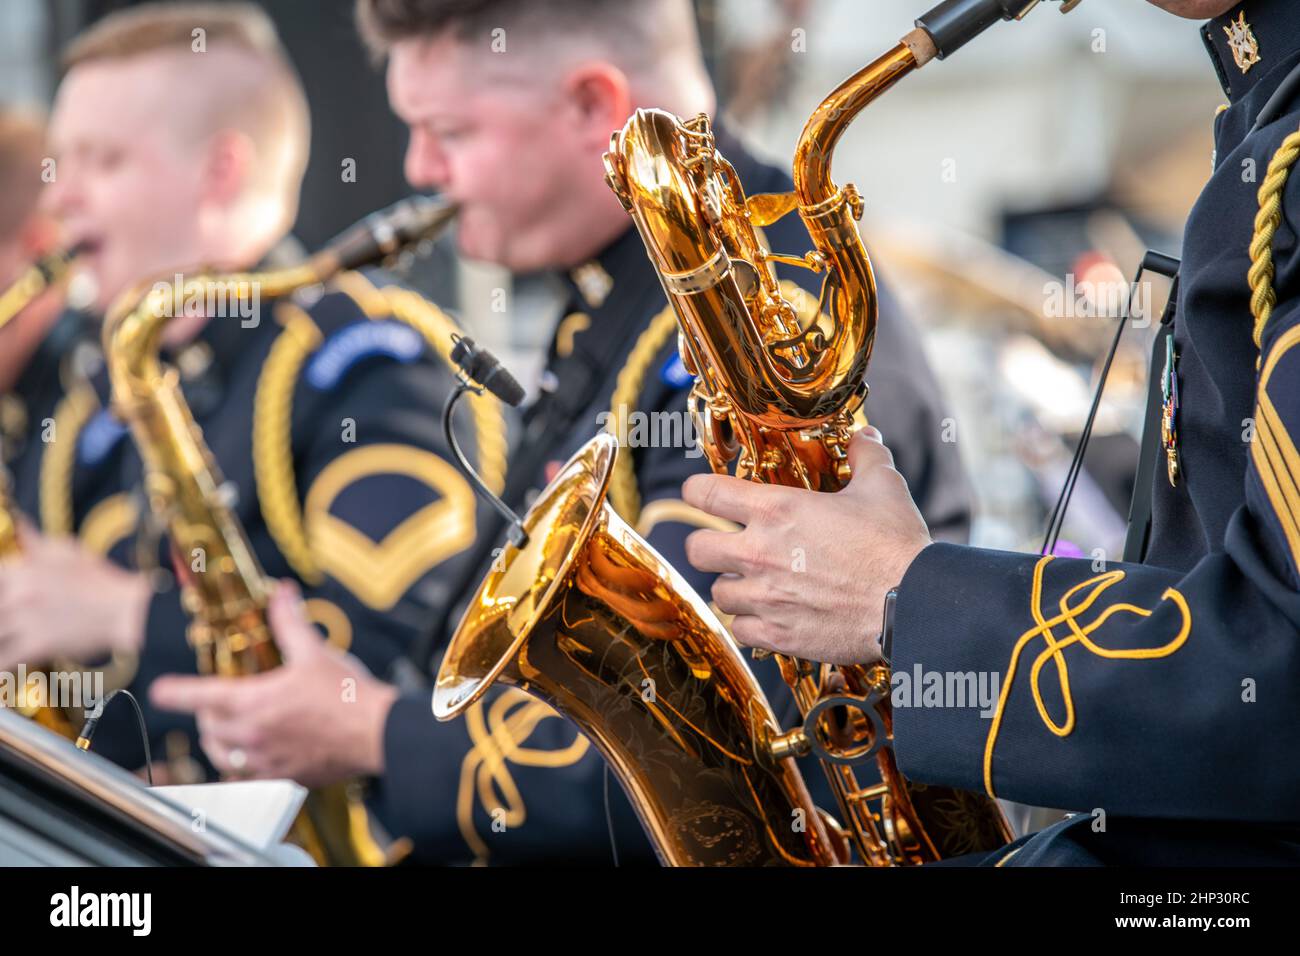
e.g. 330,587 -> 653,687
0,866 -> 1291,941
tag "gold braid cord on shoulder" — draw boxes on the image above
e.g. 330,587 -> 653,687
330,270 -> 507,497
606,304 -> 680,522
1249,124 -> 1300,350
253,303 -> 325,585
39,384 -> 99,536
253,273 -> 508,586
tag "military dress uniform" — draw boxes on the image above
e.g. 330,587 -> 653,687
890,0 -> 1300,865
372,136 -> 973,865
8,264 -> 497,773
2,310 -> 95,509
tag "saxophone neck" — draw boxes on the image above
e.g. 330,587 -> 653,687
103,262 -> 323,396
102,194 -> 458,391
793,34 -> 933,209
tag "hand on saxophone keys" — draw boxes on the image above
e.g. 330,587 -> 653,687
149,581 -> 398,787
682,427 -> 931,666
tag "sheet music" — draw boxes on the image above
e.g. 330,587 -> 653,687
153,781 -> 308,856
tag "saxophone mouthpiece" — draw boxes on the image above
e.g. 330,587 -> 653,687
915,0 -> 1081,60
325,195 -> 459,274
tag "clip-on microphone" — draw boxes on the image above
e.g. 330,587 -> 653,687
443,334 -> 529,548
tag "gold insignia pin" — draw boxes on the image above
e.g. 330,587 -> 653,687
571,260 -> 614,308
1224,11 -> 1262,75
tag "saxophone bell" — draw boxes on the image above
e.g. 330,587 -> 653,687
435,432 -> 845,867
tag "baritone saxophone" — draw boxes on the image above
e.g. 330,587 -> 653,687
435,0 -> 1083,866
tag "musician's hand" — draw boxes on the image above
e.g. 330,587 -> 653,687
0,526 -> 151,670
682,427 -> 930,665
149,581 -> 398,787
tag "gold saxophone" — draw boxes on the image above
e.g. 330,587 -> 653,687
0,470 -> 18,559
601,0 -> 1091,864
0,244 -> 84,333
103,198 -> 456,866
0,470 -> 81,739
435,0 -> 1081,866
1,245 -> 85,740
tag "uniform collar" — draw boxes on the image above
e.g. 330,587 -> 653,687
554,223 -> 661,361
1202,0 -> 1300,104
563,222 -> 649,311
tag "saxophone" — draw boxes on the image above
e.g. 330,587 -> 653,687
0,244 -> 84,333
0,471 -> 82,739
1,245 -> 85,740
103,198 -> 456,866
435,0 -> 1082,866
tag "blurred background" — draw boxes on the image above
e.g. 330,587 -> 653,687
1,0 -> 1225,560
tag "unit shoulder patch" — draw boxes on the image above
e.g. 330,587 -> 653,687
76,408 -> 130,467
659,351 -> 694,389
303,320 -> 425,391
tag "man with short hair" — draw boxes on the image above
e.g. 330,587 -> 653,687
680,0 -> 1300,864
1,106 -> 91,580
152,0 -> 974,865
0,109 -> 72,397
0,3 -> 484,778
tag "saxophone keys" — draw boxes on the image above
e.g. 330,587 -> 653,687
767,726 -> 813,761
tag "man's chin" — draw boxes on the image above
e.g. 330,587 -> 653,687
455,230 -> 501,267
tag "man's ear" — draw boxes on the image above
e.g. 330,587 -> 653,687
201,128 -> 256,208
563,62 -> 633,147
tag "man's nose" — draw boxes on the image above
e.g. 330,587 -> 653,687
404,132 -> 450,191
41,164 -> 79,217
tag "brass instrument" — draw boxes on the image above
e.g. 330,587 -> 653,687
0,244 -> 84,333
103,197 -> 456,866
0,468 -> 18,559
0,470 -> 81,739
1,246 -> 84,740
436,0 -> 1081,866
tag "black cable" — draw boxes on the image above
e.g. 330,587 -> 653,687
76,688 -> 154,786
1041,253 -> 1179,557
603,763 -> 620,867
442,381 -> 529,548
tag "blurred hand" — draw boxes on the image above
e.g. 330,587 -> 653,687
149,581 -> 398,788
0,525 -> 151,670
682,427 -> 931,665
